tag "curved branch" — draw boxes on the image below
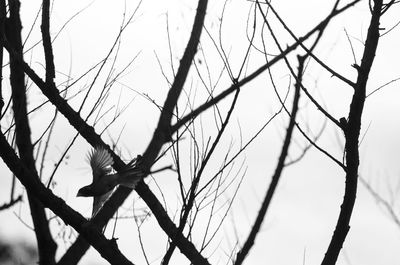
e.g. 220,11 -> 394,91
264,0 -> 358,88
234,54 -> 304,265
142,0 -> 209,168
0,0 -> 211,264
2,15 -> 210,265
0,133 -> 134,265
171,0 -> 360,133
7,1 -> 57,263
321,1 -> 383,264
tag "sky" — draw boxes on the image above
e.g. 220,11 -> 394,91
0,0 -> 400,264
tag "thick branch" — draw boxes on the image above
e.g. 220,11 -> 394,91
1,35 -> 210,264
12,0 -> 209,264
171,0 -> 360,133
142,0 -> 208,169
41,0 -> 56,83
0,133 -> 135,265
7,1 -> 57,264
321,1 -> 382,264
0,0 -> 4,115
1,22 -> 210,265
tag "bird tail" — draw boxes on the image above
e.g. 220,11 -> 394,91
117,155 -> 144,188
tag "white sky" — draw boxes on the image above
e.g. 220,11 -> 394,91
0,0 -> 400,264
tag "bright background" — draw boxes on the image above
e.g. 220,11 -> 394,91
0,0 -> 399,264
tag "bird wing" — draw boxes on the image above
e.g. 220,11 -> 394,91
87,147 -> 114,183
87,147 -> 114,217
92,189 -> 114,217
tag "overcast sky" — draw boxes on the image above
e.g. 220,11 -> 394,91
0,0 -> 400,264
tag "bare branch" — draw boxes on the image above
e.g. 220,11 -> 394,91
171,0 -> 360,133
41,0 -> 56,84
322,1 -> 383,264
235,54 -> 304,265
0,133 -> 135,265
6,1 -> 57,263
0,194 -> 22,211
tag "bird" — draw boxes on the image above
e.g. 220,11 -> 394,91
77,147 -> 143,216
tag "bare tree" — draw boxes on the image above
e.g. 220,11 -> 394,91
0,0 -> 398,265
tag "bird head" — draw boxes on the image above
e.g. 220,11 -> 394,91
76,185 -> 93,197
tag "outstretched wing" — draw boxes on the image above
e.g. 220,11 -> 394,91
87,147 -> 114,217
87,147 -> 113,183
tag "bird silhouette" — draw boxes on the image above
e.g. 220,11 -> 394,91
77,147 -> 143,216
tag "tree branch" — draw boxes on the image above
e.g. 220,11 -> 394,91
41,0 -> 55,84
2,15 -> 210,265
0,132 -> 135,265
0,194 -> 22,211
142,0 -> 208,169
171,0 -> 360,133
0,0 -> 5,115
234,54 -> 304,265
321,1 -> 383,264
6,1 -> 57,264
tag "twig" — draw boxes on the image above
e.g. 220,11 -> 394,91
0,194 -> 22,211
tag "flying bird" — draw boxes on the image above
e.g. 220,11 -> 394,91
77,147 -> 143,216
